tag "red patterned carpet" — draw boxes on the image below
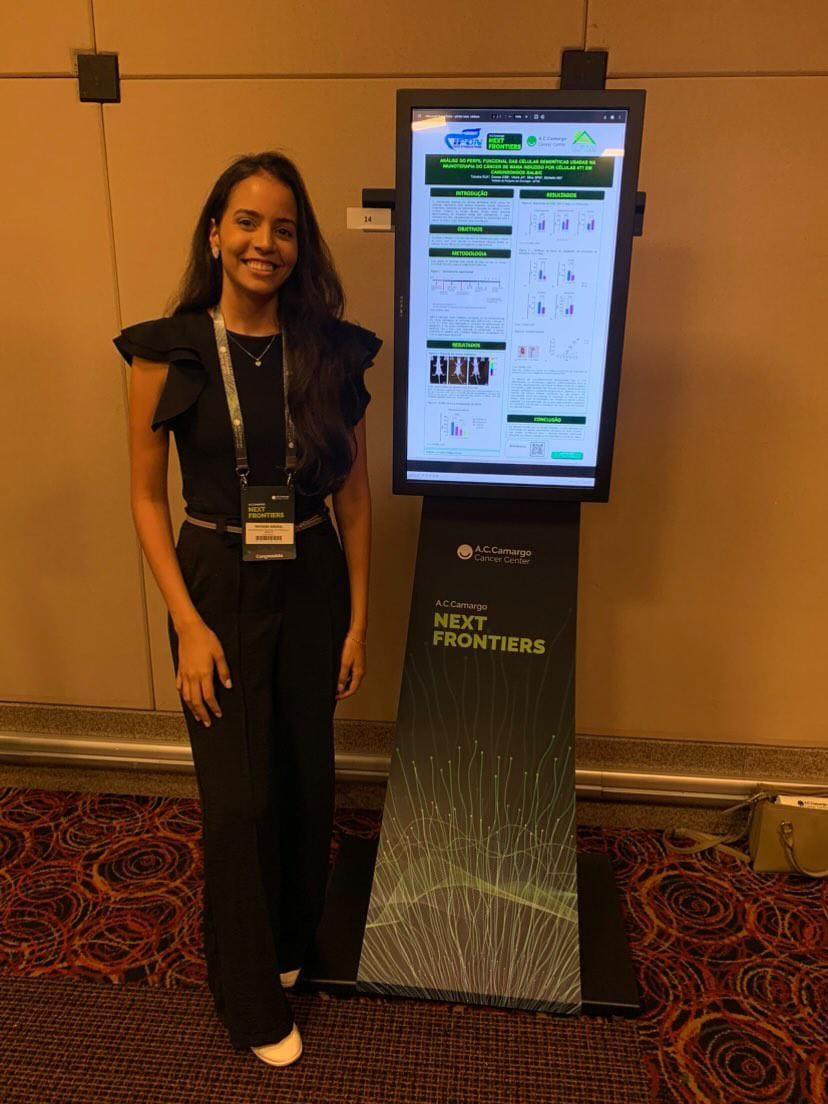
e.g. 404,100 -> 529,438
0,786 -> 825,1103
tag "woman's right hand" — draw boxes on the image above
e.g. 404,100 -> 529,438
175,619 -> 232,727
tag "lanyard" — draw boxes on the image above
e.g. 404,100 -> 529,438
208,304 -> 297,489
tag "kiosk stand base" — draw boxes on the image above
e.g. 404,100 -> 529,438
304,495 -> 640,1018
305,838 -> 640,1016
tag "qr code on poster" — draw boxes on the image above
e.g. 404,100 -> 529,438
530,441 -> 544,457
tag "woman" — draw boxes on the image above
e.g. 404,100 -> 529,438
113,151 -> 381,1066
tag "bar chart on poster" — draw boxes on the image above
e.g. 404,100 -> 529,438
398,104 -> 636,498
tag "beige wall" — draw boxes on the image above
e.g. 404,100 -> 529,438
1,2 -> 826,746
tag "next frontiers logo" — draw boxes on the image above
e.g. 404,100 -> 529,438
445,127 -> 483,151
572,129 -> 596,147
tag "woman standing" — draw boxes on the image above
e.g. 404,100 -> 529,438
113,152 -> 381,1066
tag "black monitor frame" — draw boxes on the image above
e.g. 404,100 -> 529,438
392,87 -> 646,503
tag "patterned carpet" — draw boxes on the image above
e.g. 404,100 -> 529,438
0,975 -> 647,1104
0,786 -> 825,1103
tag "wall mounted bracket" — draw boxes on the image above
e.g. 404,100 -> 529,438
75,51 -> 120,104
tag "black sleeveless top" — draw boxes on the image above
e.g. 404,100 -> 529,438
113,308 -> 382,523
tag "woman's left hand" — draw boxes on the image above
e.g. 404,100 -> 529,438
336,633 -> 366,699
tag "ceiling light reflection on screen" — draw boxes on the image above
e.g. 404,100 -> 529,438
411,115 -> 447,132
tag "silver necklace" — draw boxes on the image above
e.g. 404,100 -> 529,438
226,330 -> 279,368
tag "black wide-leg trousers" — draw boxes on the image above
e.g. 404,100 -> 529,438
167,516 -> 350,1050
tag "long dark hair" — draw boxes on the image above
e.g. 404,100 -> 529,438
165,151 -> 355,497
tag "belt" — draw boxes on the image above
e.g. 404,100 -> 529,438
184,509 -> 329,535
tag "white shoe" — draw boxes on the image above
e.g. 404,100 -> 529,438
280,967 -> 301,989
251,1024 -> 303,1066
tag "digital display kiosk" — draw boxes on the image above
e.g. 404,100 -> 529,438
311,83 -> 643,1023
394,90 -> 645,500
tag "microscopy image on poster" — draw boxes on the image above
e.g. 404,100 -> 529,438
404,107 -> 631,492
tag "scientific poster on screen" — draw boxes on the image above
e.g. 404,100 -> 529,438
406,111 -> 628,491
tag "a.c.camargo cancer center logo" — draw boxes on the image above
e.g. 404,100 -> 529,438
457,543 -> 532,566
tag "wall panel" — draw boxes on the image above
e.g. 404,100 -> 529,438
588,1 -> 828,74
0,2 -> 92,74
94,0 -> 583,76
577,76 -> 828,746
0,81 -> 153,708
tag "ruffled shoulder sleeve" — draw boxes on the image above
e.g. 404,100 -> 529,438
335,320 -> 383,429
113,314 -> 207,432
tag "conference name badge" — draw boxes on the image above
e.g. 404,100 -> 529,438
241,484 -> 296,561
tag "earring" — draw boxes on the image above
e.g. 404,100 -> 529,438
212,246 -> 220,259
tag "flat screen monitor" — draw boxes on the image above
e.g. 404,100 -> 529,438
393,89 -> 645,501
